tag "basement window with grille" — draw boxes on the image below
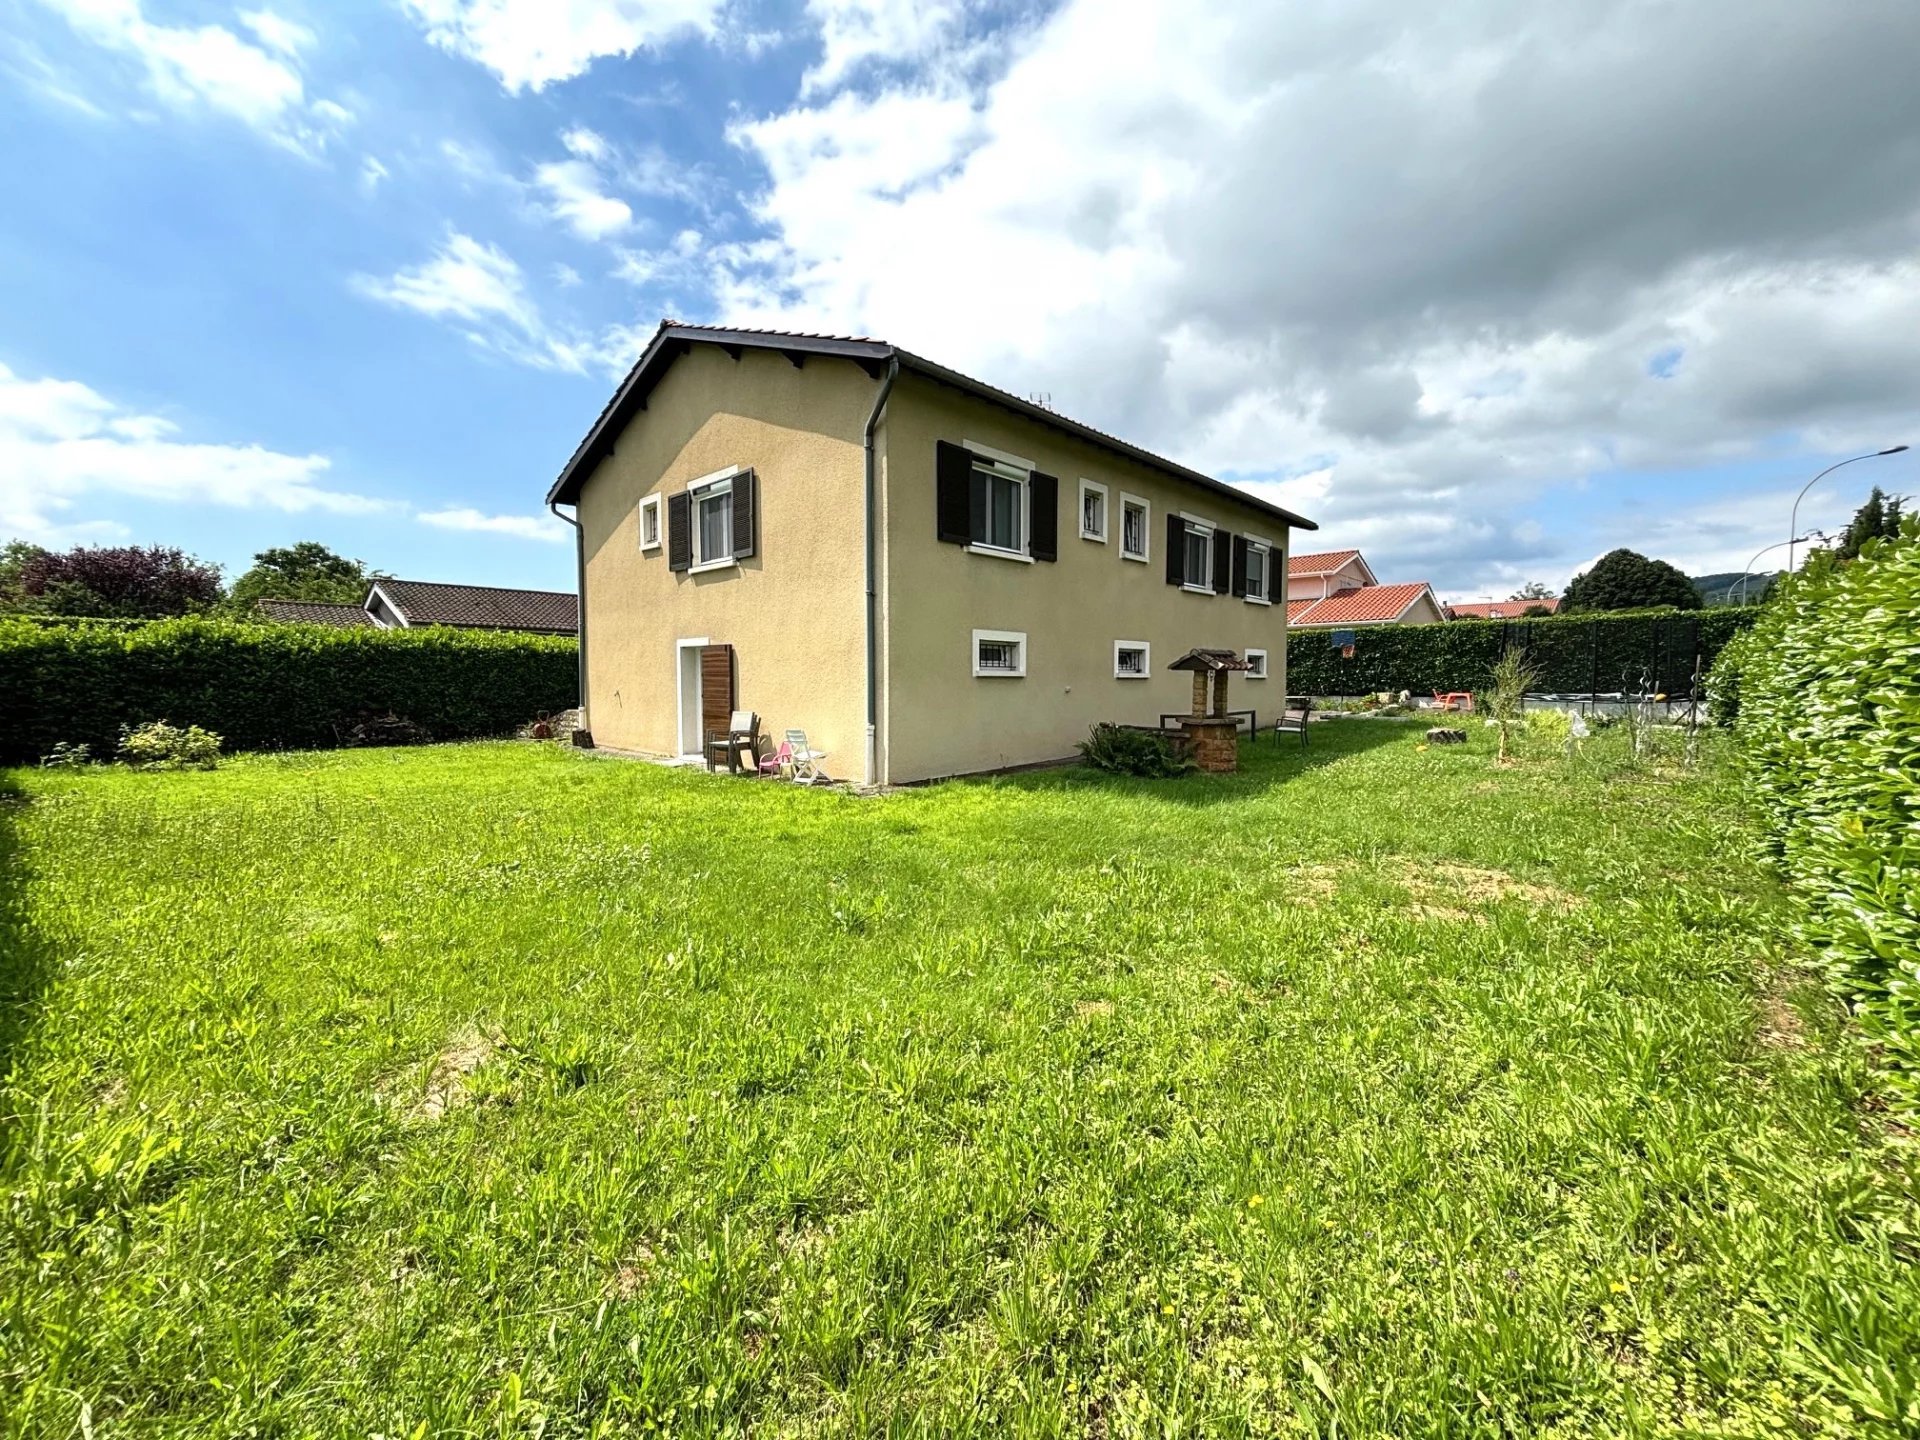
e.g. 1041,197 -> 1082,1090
973,629 -> 1027,677
1114,640 -> 1150,679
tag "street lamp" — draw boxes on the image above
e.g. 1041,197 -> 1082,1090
1732,535 -> 1821,605
1788,446 -> 1909,573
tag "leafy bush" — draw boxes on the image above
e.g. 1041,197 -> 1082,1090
0,616 -> 577,763
38,741 -> 92,768
1077,723 -> 1195,778
1732,520 -> 1920,1098
116,720 -> 223,770
1289,607 -> 1756,697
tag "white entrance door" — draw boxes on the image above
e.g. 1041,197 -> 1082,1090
675,638 -> 708,757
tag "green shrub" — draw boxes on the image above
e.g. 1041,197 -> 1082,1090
1290,608 -> 1756,697
1077,723 -> 1195,778
116,720 -> 222,770
1733,520 -> 1920,1097
0,616 -> 577,763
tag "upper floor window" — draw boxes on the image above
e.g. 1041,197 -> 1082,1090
1080,479 -> 1108,542
935,440 -> 1059,563
971,458 -> 1026,555
1120,493 -> 1150,562
1183,521 -> 1213,593
693,473 -> 735,568
638,495 -> 662,551
1244,538 -> 1271,602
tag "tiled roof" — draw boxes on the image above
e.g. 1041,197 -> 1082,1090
254,599 -> 373,627
547,322 -> 1320,534
1286,598 -> 1316,623
1446,598 -> 1562,620
1288,548 -> 1364,576
375,579 -> 577,634
1290,582 -> 1436,627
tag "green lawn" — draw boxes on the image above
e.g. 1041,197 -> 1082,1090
3,726 -> 1916,1437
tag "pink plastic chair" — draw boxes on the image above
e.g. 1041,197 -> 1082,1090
758,741 -> 793,778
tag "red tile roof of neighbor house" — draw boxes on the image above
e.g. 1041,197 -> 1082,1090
254,599 -> 373,627
547,321 -> 1319,534
1290,581 -> 1437,626
1446,598 -> 1562,619
372,579 -> 577,634
1287,548 -> 1364,576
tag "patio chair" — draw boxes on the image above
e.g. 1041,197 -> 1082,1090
785,728 -> 829,785
704,710 -> 759,774
1274,696 -> 1313,748
757,740 -> 793,778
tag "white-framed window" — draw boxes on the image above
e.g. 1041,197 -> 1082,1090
1181,514 -> 1215,593
964,441 -> 1032,561
1243,534 -> 1272,603
1246,648 -> 1269,679
972,628 -> 1027,677
638,494 -> 662,552
690,469 -> 735,571
1114,640 -> 1150,678
1120,493 -> 1150,562
1079,479 -> 1108,542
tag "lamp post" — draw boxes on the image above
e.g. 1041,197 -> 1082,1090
1732,535 -> 1820,605
1788,446 -> 1909,574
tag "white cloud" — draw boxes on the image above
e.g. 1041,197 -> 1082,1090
0,360 -> 387,544
359,155 -> 389,194
534,157 -> 633,240
418,507 -> 568,542
399,0 -> 724,92
237,9 -> 314,58
351,232 -> 646,377
715,0 -> 1920,594
34,0 -> 348,152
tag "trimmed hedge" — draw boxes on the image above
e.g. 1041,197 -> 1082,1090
1717,522 -> 1920,1097
0,616 -> 577,763
1287,608 -> 1758,696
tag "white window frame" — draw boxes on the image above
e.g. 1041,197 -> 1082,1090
688,465 -> 739,573
1180,512 -> 1216,595
963,443 -> 1033,563
1113,640 -> 1150,679
1079,478 -> 1109,543
1245,648 -> 1269,680
1119,492 -> 1150,563
638,494 -> 662,552
1242,531 -> 1273,605
971,628 -> 1027,678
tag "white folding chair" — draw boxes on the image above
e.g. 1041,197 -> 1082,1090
784,728 -> 828,784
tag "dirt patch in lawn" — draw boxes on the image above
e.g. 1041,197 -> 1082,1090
1394,861 -> 1574,910
387,1027 -> 497,1123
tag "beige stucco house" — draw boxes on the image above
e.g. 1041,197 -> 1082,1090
545,322 -> 1318,785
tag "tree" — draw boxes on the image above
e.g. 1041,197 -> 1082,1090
1509,580 -> 1556,601
1837,487 -> 1907,561
13,544 -> 223,617
1563,549 -> 1701,612
0,540 -> 51,609
226,542 -> 381,612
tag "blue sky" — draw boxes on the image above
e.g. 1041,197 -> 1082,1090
3,0 -> 1917,601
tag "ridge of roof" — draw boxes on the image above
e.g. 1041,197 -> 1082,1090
547,321 -> 1318,532
1287,547 -> 1364,575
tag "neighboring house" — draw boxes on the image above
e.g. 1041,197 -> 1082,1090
363,579 -> 577,635
1287,548 -> 1378,602
1284,549 -> 1447,628
545,321 -> 1319,785
1445,597 -> 1562,620
1288,581 -> 1448,629
253,599 -> 372,627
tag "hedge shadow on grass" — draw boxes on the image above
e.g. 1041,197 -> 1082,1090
0,776 -> 53,1099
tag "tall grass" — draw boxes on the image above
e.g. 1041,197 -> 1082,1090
2,726 -> 1915,1436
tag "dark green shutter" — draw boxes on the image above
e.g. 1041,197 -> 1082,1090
731,469 -> 756,559
935,441 -> 972,544
1029,472 -> 1058,561
1166,514 -> 1184,585
667,491 -> 692,572
1213,530 -> 1233,594
1230,534 -> 1249,597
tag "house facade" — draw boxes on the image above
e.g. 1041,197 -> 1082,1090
547,323 -> 1318,785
